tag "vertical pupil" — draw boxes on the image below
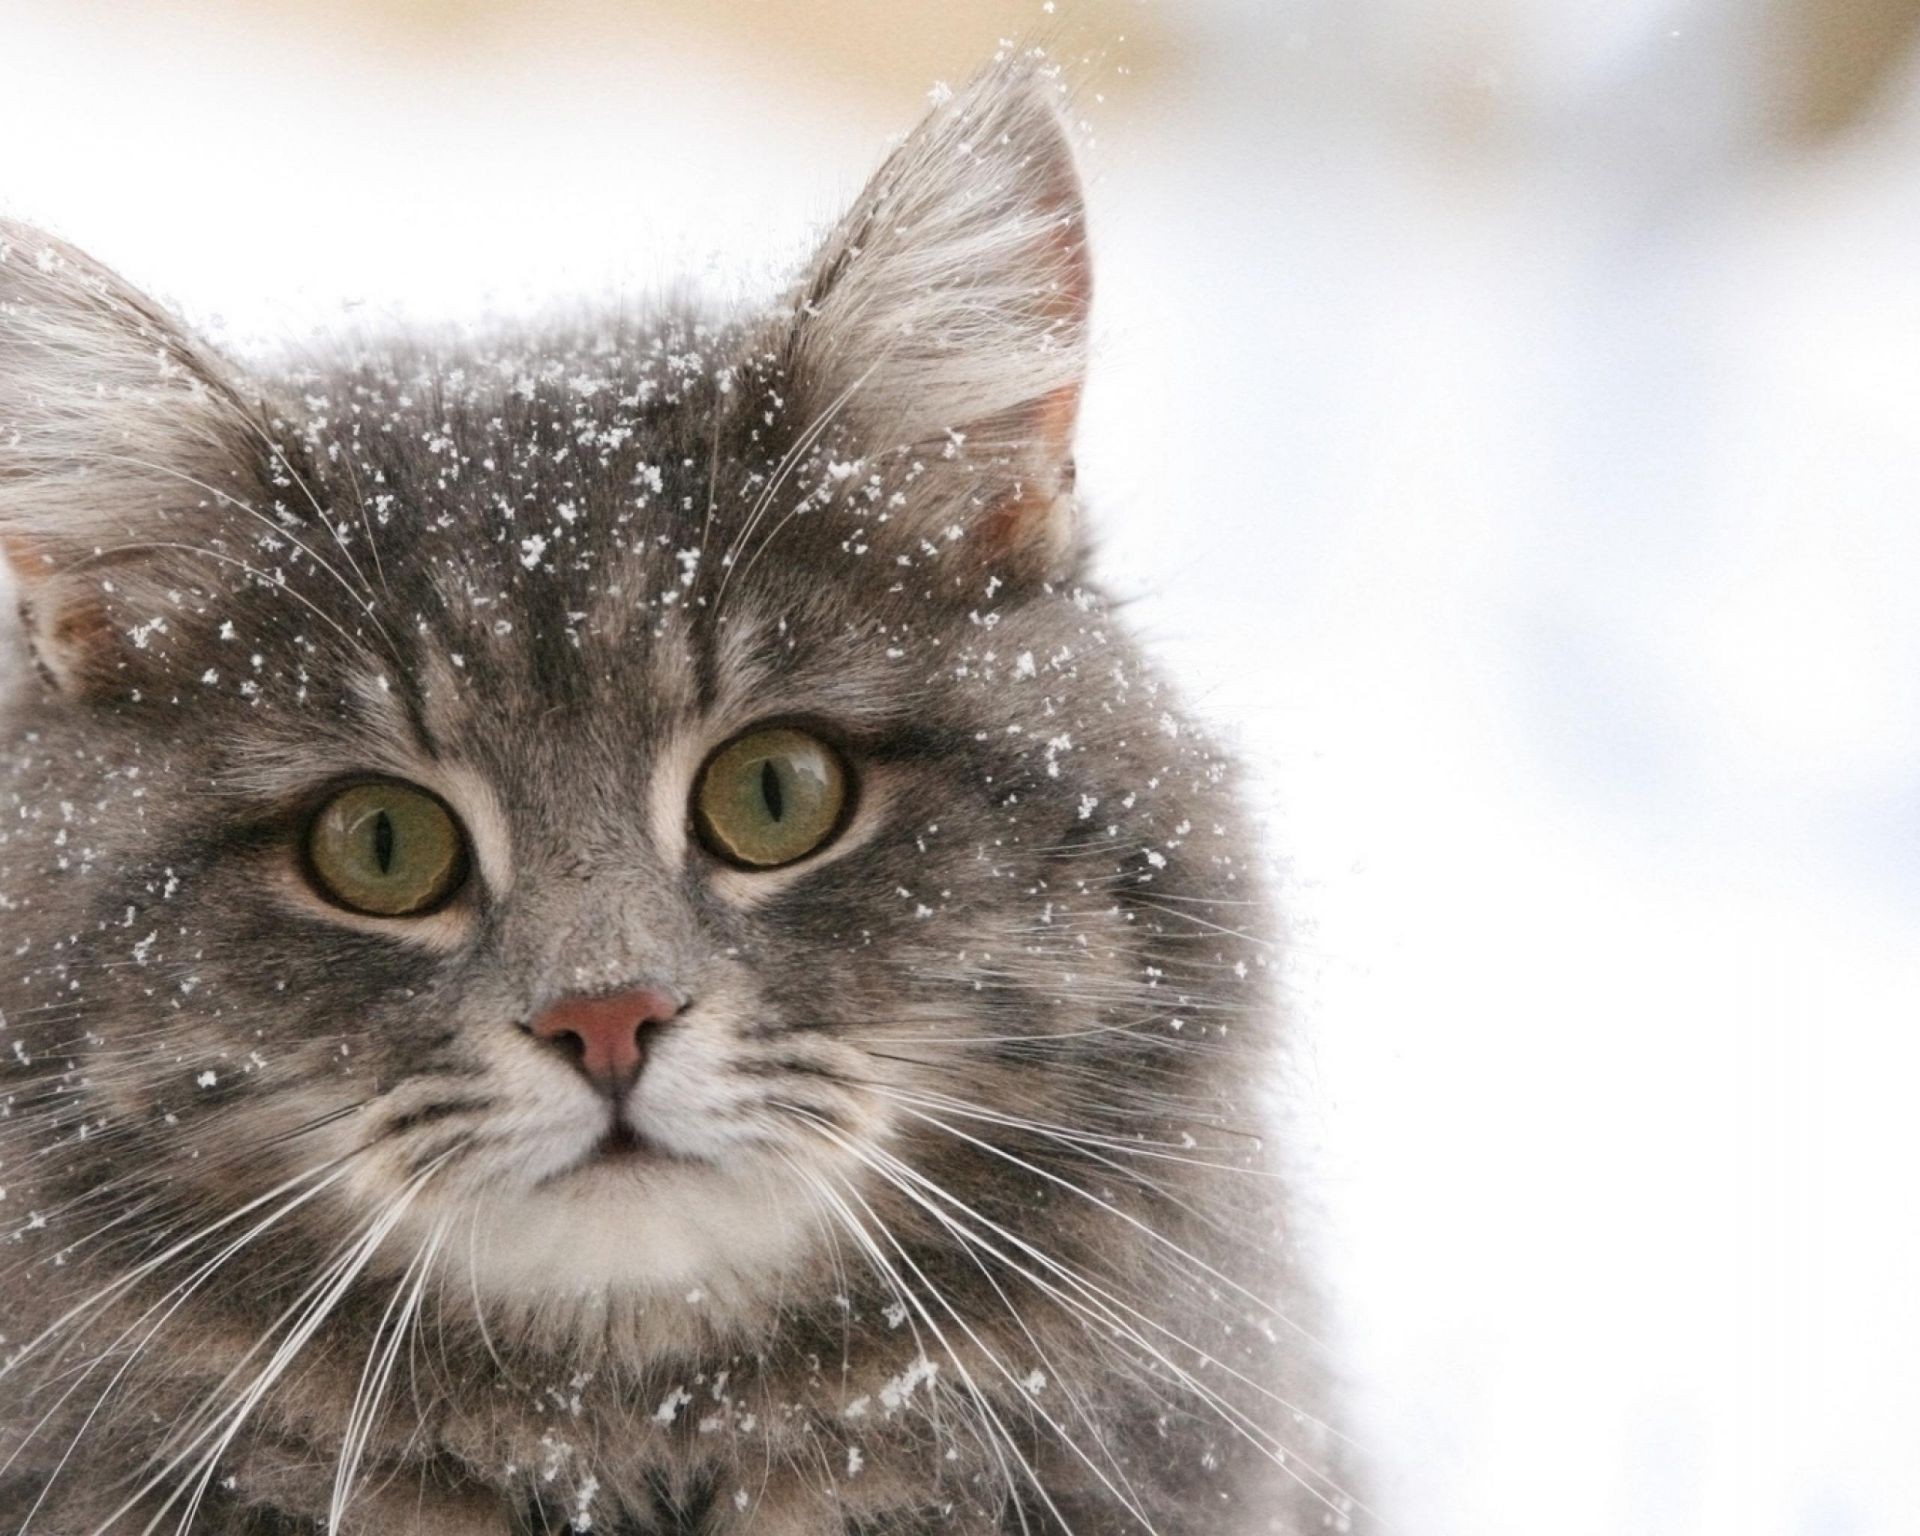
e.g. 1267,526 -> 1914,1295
372,809 -> 396,875
760,760 -> 784,822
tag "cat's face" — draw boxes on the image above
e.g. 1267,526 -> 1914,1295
0,78 -> 1253,1345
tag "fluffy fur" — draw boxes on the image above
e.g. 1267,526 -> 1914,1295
0,65 -> 1354,1534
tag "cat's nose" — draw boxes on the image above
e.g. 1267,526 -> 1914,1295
529,986 -> 683,1097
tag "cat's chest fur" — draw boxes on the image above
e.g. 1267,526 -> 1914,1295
6,1187 -> 1299,1533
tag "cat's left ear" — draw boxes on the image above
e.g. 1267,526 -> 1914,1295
785,67 -> 1091,585
0,222 -> 267,696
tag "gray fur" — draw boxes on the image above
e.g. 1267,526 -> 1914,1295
0,64 -> 1354,1535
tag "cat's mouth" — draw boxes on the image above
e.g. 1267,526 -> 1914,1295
531,1108 -> 693,1186
596,1121 -> 659,1160
569,1113 -> 688,1172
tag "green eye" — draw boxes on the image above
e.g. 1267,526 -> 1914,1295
305,781 -> 467,917
695,726 -> 851,869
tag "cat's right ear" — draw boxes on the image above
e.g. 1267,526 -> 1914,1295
782,66 -> 1092,589
0,222 -> 265,697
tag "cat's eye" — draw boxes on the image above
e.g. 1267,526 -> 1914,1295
304,781 -> 468,917
695,726 -> 851,869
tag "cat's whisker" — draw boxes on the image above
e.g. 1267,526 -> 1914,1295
795,1162 -> 1068,1536
458,1201 -> 523,1392
1097,890 -> 1266,908
7,1155 -> 367,1530
412,1249 -> 461,1464
899,974 -> 1259,1018
712,361 -> 876,617
239,419 -> 387,614
108,1149 -> 459,1536
871,1186 -> 1283,1498
839,1142 -> 1165,1525
880,1100 -> 1228,1222
96,452 -> 396,659
838,1179 -> 1155,1533
856,1015 -> 1240,1048
787,1106 -> 1374,1526
328,427 -> 392,601
728,369 -> 889,594
770,1151 -> 975,1490
0,1155 -> 360,1394
886,1103 -> 1335,1358
851,1125 -> 1371,1472
0,1101 -> 370,1244
771,1113 -> 1121,1520
770,1146 -> 867,1379
0,1196 -> 162,1289
70,537 -> 380,663
863,1081 -> 1287,1183
911,1194 -> 1369,1524
329,1216 -> 448,1532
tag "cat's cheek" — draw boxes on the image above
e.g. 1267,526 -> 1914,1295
625,1037 -> 756,1161
622,1020 -> 872,1164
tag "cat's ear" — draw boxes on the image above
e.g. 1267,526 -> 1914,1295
786,67 -> 1091,584
0,221 -> 267,696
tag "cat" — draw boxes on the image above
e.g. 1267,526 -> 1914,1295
0,61 -> 1354,1535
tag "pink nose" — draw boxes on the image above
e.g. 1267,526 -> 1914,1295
530,987 -> 682,1095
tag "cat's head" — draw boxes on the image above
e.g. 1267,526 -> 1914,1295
0,69 -> 1260,1350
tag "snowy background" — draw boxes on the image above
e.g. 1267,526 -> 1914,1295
4,1 -> 1918,1532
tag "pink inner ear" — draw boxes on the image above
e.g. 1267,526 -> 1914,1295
973,199 -> 1091,561
0,534 -> 50,584
4,534 -> 117,696
977,381 -> 1084,562
1030,377 -> 1084,462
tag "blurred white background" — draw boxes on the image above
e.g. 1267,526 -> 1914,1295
4,2 -> 1916,1532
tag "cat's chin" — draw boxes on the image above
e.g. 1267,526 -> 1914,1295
432,1147 -> 820,1325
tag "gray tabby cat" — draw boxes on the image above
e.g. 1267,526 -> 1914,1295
0,65 -> 1353,1535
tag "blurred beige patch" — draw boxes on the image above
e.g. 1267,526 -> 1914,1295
180,0 -> 1170,111
1767,0 -> 1920,140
